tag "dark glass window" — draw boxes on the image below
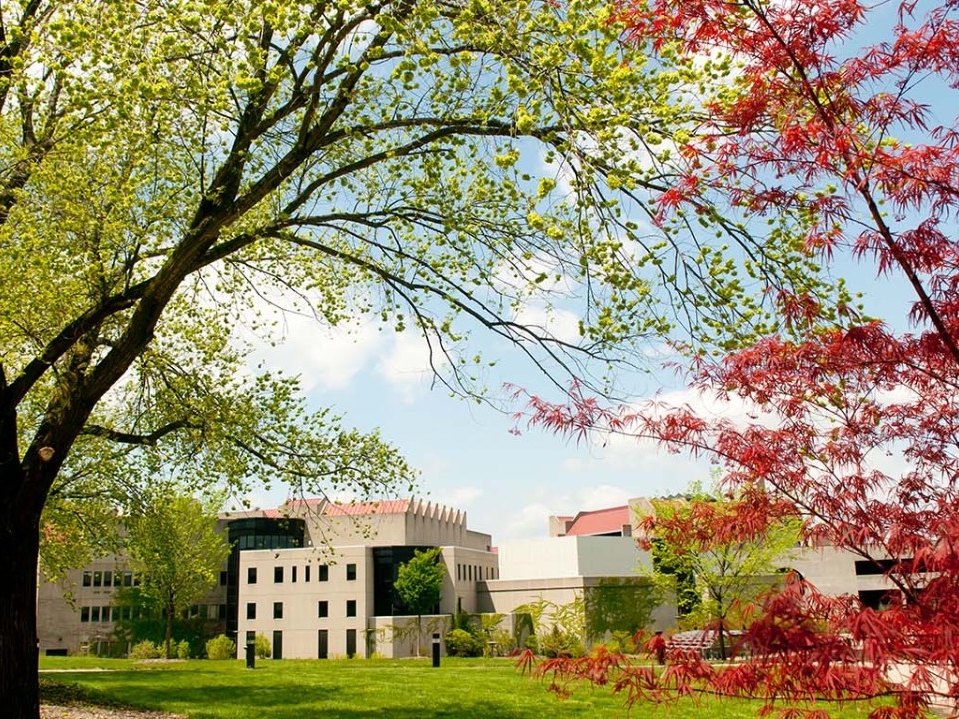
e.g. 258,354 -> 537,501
274,566 -> 284,583
248,567 -> 257,584
346,564 -> 357,581
246,603 -> 256,620
82,572 -> 92,587
93,571 -> 102,587
305,565 -> 311,582
292,566 -> 297,583
318,565 -> 329,582
273,602 -> 283,619
318,601 -> 328,618
80,606 -> 90,622
346,600 -> 356,617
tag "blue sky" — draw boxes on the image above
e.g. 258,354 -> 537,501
234,4 -> 940,545
238,253 -> 913,544
245,312 -> 714,542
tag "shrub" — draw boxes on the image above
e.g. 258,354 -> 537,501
205,634 -> 236,660
491,628 -> 515,656
129,640 -> 160,660
176,639 -> 191,660
445,628 -> 483,657
254,633 -> 271,659
539,627 -> 586,659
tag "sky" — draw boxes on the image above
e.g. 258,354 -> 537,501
238,259 -> 913,544
233,2 -> 937,546
243,310 -> 717,542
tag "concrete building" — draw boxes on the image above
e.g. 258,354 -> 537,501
37,494 -> 910,658
38,497 -> 497,659
232,498 -> 496,659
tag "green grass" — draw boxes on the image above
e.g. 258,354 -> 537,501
38,656 -> 888,719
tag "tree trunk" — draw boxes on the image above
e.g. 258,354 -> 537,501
164,602 -> 173,660
0,491 -> 42,719
415,615 -> 421,658
717,618 -> 727,661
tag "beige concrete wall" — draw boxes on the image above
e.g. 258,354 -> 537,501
38,557 -> 227,656
236,545 -> 372,659
441,546 -> 498,614
368,615 -> 451,658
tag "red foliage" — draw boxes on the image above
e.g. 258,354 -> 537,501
516,1 -> 959,717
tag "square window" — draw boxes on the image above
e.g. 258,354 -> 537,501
274,566 -> 284,583
248,567 -> 257,584
346,600 -> 356,618
273,602 -> 283,620
318,601 -> 328,618
318,565 -> 329,582
247,603 -> 256,620
346,564 -> 357,581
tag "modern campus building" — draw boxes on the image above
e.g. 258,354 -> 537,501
37,495 -> 908,657
38,497 -> 498,659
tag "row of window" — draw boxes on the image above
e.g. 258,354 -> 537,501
247,563 -> 355,585
245,600 -> 358,620
81,570 -> 140,588
243,629 -> 356,659
80,603 -> 226,623
455,563 -> 496,582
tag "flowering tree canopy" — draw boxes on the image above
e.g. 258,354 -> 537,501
520,1 -> 959,717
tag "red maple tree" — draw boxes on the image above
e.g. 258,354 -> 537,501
518,2 -> 959,717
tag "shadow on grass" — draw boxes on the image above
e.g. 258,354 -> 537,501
41,662 -> 614,719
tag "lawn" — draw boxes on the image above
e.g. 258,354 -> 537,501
38,656 -> 889,719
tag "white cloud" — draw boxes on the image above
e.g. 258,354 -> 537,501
432,484 -> 484,509
375,330 -> 448,402
512,303 -> 582,345
256,312 -> 385,392
501,502 -> 553,540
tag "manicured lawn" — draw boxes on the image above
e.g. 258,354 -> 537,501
38,656 -> 889,718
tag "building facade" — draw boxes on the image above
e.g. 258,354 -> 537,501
38,497 -> 497,659
38,495 -> 909,658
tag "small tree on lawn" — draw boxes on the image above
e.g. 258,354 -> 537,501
394,548 -> 445,657
125,490 -> 229,660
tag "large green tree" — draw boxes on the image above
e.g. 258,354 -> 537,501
124,490 -> 229,660
0,1 -> 841,715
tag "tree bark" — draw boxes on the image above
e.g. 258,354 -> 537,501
165,602 -> 174,660
0,470 -> 42,719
